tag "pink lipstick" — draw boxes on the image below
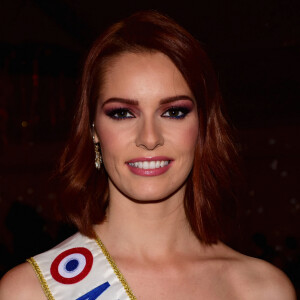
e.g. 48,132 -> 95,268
126,156 -> 173,176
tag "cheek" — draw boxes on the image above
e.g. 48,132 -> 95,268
98,132 -> 121,162
96,118 -> 133,164
183,123 -> 199,147
168,120 -> 199,155
98,128 -> 118,151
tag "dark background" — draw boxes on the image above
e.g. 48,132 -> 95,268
0,0 -> 299,295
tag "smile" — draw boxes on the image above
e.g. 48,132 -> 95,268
126,157 -> 173,176
128,160 -> 170,169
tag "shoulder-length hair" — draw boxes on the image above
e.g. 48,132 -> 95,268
58,10 -> 240,244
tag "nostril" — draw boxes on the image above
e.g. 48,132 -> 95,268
135,123 -> 164,150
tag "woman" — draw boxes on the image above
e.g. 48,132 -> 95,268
0,11 -> 295,300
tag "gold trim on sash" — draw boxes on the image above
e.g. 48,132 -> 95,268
27,257 -> 55,300
95,237 -> 137,300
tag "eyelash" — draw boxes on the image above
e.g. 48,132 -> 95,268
161,106 -> 190,119
106,108 -> 135,120
106,106 -> 191,120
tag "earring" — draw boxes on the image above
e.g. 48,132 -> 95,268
94,141 -> 102,170
92,124 -> 102,170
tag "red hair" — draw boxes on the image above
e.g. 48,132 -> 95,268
58,11 -> 240,244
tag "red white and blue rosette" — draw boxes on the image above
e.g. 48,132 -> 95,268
50,247 -> 93,284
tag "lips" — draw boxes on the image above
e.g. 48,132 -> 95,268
126,156 -> 173,176
129,160 -> 170,169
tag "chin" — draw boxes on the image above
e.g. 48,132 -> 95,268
123,183 -> 185,203
127,194 -> 174,203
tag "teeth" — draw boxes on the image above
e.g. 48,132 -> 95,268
129,160 -> 170,169
149,161 -> 156,169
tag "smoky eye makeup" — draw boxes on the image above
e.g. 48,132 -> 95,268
101,97 -> 195,120
161,106 -> 191,119
104,107 -> 136,120
160,99 -> 195,119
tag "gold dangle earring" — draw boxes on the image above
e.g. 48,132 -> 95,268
92,124 -> 102,170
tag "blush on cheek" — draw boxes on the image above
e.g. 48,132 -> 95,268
98,129 -> 119,152
181,122 -> 199,149
96,121 -> 133,168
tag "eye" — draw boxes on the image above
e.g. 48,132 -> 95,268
161,107 -> 190,119
107,108 -> 135,120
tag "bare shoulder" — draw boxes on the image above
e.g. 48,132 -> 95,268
219,245 -> 296,300
0,262 -> 46,300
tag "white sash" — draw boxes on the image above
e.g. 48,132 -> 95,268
27,232 -> 136,300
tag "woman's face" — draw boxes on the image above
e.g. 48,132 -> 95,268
94,52 -> 199,202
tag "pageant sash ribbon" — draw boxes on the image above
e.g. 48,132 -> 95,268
27,232 -> 135,300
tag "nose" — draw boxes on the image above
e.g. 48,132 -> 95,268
135,117 -> 164,150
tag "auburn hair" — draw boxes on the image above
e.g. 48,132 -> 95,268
58,10 -> 240,244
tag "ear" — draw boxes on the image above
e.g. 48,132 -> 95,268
92,123 -> 100,143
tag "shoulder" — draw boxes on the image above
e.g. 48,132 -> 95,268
239,257 -> 296,299
220,246 -> 296,300
0,232 -> 83,300
0,262 -> 46,300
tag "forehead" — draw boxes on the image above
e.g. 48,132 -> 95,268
99,51 -> 193,102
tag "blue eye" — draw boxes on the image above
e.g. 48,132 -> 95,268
107,108 -> 135,120
161,107 -> 190,119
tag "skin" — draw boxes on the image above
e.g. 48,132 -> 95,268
94,51 -> 199,204
0,52 -> 296,299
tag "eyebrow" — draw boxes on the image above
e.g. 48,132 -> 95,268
101,95 -> 194,108
160,95 -> 194,105
101,98 -> 138,108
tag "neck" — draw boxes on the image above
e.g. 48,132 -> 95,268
94,183 -> 201,260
